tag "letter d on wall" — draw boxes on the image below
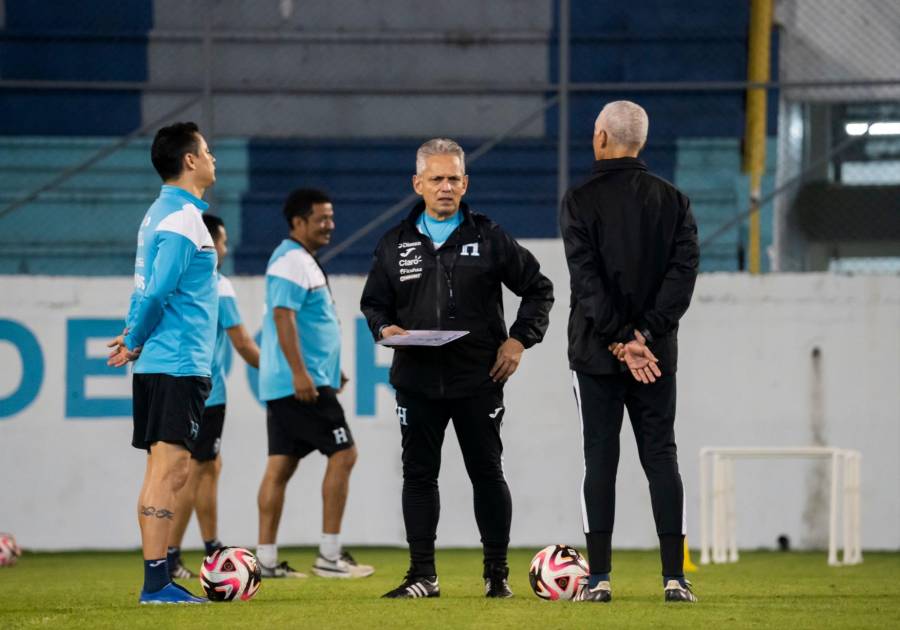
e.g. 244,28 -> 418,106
0,319 -> 44,418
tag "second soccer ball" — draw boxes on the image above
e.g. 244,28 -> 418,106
528,544 -> 589,601
0,533 -> 22,567
200,547 -> 262,602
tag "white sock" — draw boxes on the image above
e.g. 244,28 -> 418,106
319,533 -> 341,561
257,544 -> 278,568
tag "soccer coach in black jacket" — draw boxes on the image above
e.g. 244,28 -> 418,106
361,138 -> 553,599
560,101 -> 699,603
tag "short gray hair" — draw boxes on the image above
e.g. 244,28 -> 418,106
416,138 -> 466,175
595,100 -> 649,148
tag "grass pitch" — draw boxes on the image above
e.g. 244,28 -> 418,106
1,548 -> 898,629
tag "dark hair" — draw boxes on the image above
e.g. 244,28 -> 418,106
283,188 -> 331,228
202,213 -> 225,241
151,121 -> 200,181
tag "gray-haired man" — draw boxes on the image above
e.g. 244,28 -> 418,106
361,138 -> 554,599
561,101 -> 700,603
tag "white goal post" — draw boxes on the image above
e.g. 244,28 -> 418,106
698,447 -> 862,566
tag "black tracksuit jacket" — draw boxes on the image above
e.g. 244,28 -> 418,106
560,157 -> 699,375
360,201 -> 554,399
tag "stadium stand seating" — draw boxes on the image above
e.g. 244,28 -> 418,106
0,0 -> 777,275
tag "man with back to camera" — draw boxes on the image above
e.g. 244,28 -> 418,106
256,188 -> 374,579
361,138 -> 554,599
560,101 -> 700,603
165,213 -> 261,580
107,121 -> 217,604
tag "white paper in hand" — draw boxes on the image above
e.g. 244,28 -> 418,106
378,330 -> 469,347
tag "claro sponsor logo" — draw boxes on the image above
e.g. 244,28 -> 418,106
399,256 -> 422,267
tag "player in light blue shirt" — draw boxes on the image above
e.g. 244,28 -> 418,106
165,214 -> 261,581
256,188 -> 373,580
107,122 -> 217,605
258,238 -> 342,401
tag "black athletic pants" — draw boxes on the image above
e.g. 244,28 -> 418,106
395,389 -> 511,578
572,370 -> 685,578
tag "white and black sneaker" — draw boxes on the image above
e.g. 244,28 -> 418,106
382,573 -> 440,598
664,579 -> 698,603
259,560 -> 308,579
312,551 -> 375,578
169,559 -> 197,580
574,578 -> 612,602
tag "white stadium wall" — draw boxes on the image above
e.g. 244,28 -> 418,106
1,240 -> 898,552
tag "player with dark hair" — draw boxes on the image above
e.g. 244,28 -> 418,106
150,122 -> 202,181
165,213 -> 261,580
107,121 -> 217,604
255,188 -> 374,579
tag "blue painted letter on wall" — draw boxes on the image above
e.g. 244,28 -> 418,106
0,319 -> 44,418
66,319 -> 131,417
355,317 -> 391,416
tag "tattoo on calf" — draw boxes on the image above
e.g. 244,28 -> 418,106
140,505 -> 175,520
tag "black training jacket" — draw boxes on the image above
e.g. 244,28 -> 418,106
560,157 -> 699,375
361,201 -> 554,399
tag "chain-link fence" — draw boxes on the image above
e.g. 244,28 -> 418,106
1,0 -> 898,275
773,0 -> 900,273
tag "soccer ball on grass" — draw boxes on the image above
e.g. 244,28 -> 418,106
528,544 -> 589,600
0,533 -> 22,567
199,546 -> 262,601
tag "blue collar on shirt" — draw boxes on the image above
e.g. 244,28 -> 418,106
417,210 -> 461,245
160,184 -> 209,211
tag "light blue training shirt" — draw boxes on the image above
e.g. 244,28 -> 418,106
416,210 -> 461,248
206,273 -> 243,407
125,185 -> 218,377
259,239 -> 341,401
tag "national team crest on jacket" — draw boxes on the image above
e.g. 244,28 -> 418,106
460,242 -> 480,256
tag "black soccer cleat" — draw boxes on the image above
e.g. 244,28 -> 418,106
664,579 -> 698,603
483,564 -> 514,598
382,573 -> 440,598
574,578 -> 612,602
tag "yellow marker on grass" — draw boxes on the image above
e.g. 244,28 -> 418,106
684,538 -> 698,572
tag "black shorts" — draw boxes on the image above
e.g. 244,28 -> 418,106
132,373 -> 211,453
266,387 -> 354,459
193,404 -> 226,462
